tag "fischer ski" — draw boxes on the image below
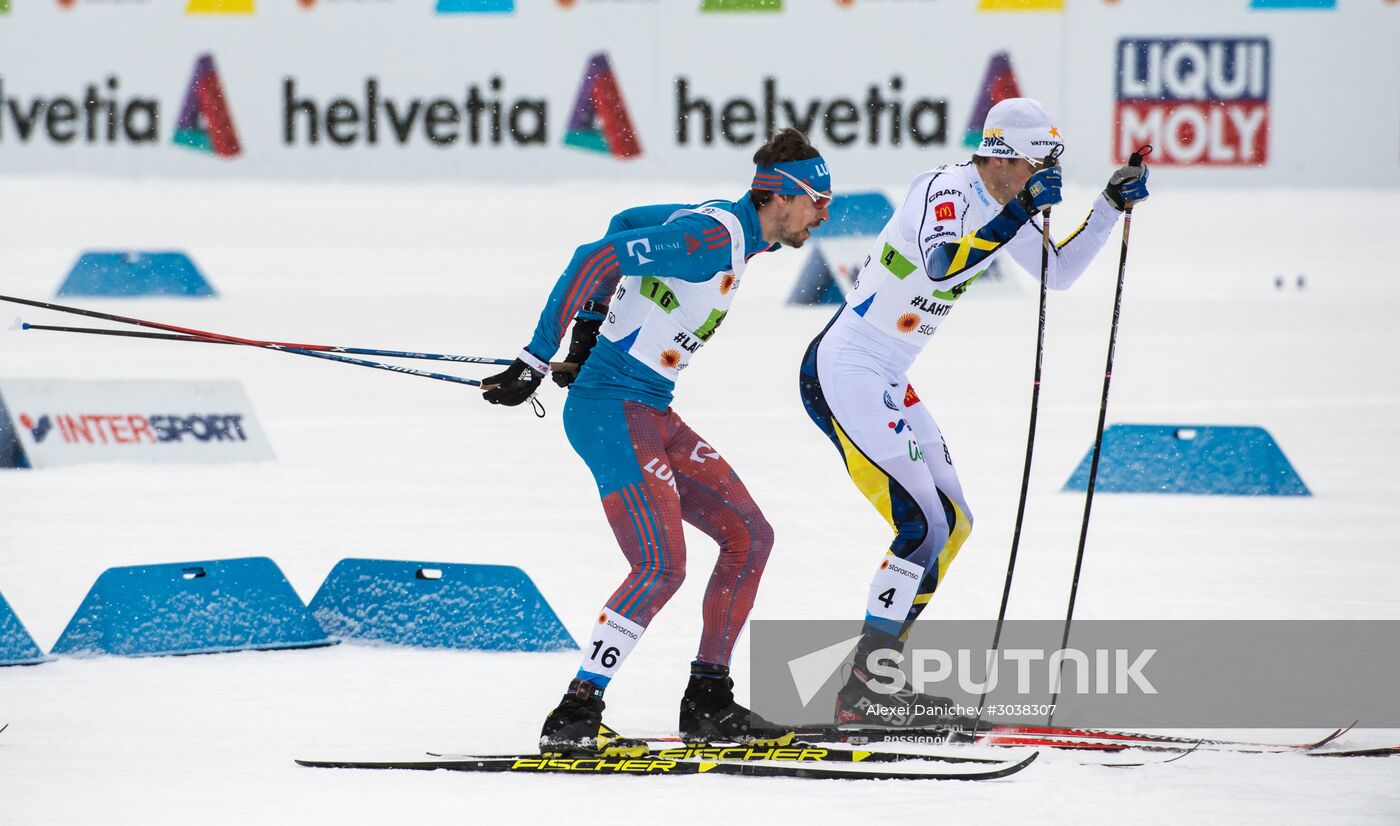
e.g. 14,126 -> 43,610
428,742 -> 1006,766
295,751 -> 1037,781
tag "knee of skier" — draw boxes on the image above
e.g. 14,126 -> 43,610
745,509 -> 775,570
650,559 -> 687,601
891,510 -> 931,559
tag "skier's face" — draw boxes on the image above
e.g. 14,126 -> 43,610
981,157 -> 1036,205
771,191 -> 831,248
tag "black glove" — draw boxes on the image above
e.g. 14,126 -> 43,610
482,355 -> 546,406
553,316 -> 602,388
1104,159 -> 1150,211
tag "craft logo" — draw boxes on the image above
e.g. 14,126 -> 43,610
964,52 -> 1021,149
173,54 -> 242,158
186,0 -> 254,13
1115,38 -> 1269,166
436,0 -> 513,12
16,412 -> 250,445
565,52 -> 642,159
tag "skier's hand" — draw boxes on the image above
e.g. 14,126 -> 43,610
553,317 -> 601,388
1104,162 -> 1150,211
1015,164 -> 1062,216
482,353 -> 546,406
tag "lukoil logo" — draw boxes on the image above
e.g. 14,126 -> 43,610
1115,38 -> 1270,166
963,52 -> 1021,149
565,52 -> 642,159
16,412 -> 251,445
173,53 -> 241,158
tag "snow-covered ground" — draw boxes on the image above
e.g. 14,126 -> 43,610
1,175 -> 1397,824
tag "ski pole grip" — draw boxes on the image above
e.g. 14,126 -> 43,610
1129,144 -> 1153,168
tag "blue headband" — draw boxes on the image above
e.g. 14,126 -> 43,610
752,156 -> 831,195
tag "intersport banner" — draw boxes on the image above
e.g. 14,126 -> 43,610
0,379 -> 275,469
0,1 -> 1392,187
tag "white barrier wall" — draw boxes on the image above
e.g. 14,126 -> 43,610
0,0 -> 1393,187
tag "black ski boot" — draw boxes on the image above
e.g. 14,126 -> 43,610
834,632 -> 976,729
834,664 -> 977,730
678,662 -> 794,745
539,679 -> 648,756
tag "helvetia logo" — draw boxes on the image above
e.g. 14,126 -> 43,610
173,53 -> 242,158
564,52 -> 642,159
963,52 -> 1021,149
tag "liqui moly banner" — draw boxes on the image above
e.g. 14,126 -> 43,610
0,379 -> 274,469
1114,38 -> 1270,166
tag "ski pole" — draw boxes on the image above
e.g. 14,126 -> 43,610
1047,145 -> 1151,724
1,294 -> 483,388
14,320 -> 514,366
975,145 -> 1063,731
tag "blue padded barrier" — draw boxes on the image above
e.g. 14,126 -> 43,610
51,557 -> 333,657
308,558 -> 577,652
0,589 -> 48,666
1064,424 -> 1311,496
